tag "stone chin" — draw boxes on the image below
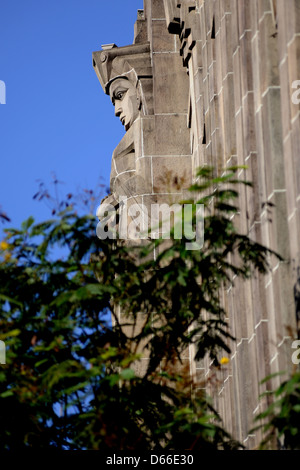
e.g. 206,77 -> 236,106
124,115 -> 137,132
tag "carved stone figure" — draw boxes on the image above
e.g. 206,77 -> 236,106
93,42 -> 153,238
109,77 -> 140,131
92,12 -> 191,241
92,42 -> 153,123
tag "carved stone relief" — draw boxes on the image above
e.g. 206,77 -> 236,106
93,11 -> 192,241
93,42 -> 155,237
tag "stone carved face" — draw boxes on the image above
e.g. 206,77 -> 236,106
109,78 -> 140,131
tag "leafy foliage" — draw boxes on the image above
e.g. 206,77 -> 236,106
252,370 -> 300,450
0,167 -> 277,449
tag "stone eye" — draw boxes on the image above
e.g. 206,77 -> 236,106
116,91 -> 125,100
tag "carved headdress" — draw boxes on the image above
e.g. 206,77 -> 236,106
92,42 -> 153,115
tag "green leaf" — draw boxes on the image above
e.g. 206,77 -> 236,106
21,216 -> 35,230
0,390 -> 14,398
120,368 -> 135,380
0,329 -> 21,340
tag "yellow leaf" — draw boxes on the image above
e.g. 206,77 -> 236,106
0,241 -> 9,250
220,357 -> 230,365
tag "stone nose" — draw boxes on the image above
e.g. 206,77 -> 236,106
114,101 -> 122,117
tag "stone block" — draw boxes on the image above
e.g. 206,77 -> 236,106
283,134 -> 296,216
224,11 -> 233,74
273,191 -> 290,261
291,117 -> 300,200
257,0 -> 272,20
203,75 -> 209,115
141,116 -> 156,157
223,72 -> 237,157
233,46 -> 242,115
204,0 -> 213,39
251,28 -> 261,112
259,12 -> 280,94
136,156 -> 153,194
249,0 -> 259,34
246,151 -> 260,222
134,19 -> 148,44
230,0 -> 240,52
191,40 -> 203,70
240,31 -> 253,97
152,54 -> 189,114
152,19 -> 175,52
276,0 -> 288,63
242,91 -> 256,157
220,0 -> 231,17
151,0 -> 166,19
199,4 -> 207,44
237,0 -> 252,36
214,30 -> 223,93
260,88 -> 284,196
153,114 -> 191,155
279,60 -> 292,141
193,67 -> 203,104
152,155 -> 192,192
235,105 -> 244,162
284,0 -> 300,44
163,0 -> 181,34
208,63 -> 216,102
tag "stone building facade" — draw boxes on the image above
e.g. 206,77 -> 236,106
93,0 -> 300,448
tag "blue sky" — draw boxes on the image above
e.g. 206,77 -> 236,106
0,0 -> 143,231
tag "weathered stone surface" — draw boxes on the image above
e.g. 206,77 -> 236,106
94,0 -> 300,449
